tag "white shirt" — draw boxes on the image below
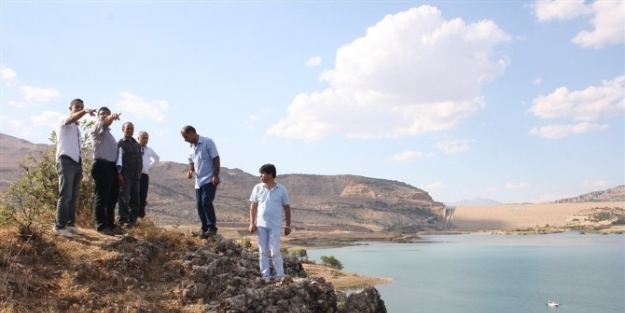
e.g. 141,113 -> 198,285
55,116 -> 81,162
249,183 -> 290,229
141,146 -> 160,174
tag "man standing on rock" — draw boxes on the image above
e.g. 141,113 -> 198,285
249,163 -> 292,282
90,106 -> 124,236
117,122 -> 143,227
181,125 -> 220,238
53,98 -> 96,238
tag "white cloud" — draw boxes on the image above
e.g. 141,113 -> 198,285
532,0 -> 591,22
533,0 -> 624,48
1,64 -> 18,87
267,6 -> 510,141
115,92 -> 169,122
581,179 -> 607,189
305,56 -> 322,67
421,181 -> 445,191
536,192 -> 566,203
391,150 -> 423,162
435,139 -> 474,154
0,115 -> 23,133
506,182 -> 530,189
533,77 -> 543,85
529,76 -> 625,121
572,0 -> 625,48
8,100 -> 38,108
247,108 -> 270,130
30,111 -> 64,129
19,86 -> 60,102
529,122 -> 608,138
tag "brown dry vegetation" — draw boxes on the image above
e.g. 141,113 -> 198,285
0,217 -> 394,313
450,201 -> 625,233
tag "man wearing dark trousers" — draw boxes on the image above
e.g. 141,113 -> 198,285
90,106 -> 124,236
53,98 -> 96,238
117,122 -> 143,226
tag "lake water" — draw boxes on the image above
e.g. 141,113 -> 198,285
306,233 -> 625,313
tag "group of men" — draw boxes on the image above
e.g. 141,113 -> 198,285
53,99 -> 160,237
54,98 -> 293,282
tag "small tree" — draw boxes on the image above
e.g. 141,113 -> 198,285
320,255 -> 343,270
241,236 -> 252,250
297,249 -> 308,262
0,121 -> 96,236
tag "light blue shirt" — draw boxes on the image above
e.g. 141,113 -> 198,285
187,136 -> 219,189
250,183 -> 290,229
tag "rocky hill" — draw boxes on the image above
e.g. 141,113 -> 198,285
555,185 -> 625,203
148,162 -> 443,232
0,133 -> 443,232
0,223 -> 387,312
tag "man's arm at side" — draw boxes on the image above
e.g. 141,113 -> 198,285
284,204 -> 292,236
249,202 -> 258,233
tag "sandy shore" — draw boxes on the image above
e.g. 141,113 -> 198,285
301,263 -> 392,290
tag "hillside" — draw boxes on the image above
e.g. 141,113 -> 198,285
148,162 -> 443,232
0,133 -> 443,232
555,185 -> 625,203
0,222 -> 387,312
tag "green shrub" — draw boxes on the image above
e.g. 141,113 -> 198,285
320,255 -> 343,270
0,122 -> 95,236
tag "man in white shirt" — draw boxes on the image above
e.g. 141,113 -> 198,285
133,131 -> 160,218
54,98 -> 95,238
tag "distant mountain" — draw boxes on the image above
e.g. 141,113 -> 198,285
0,133 -> 444,232
555,185 -> 625,203
445,198 -> 502,206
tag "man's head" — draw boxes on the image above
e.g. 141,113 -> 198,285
181,125 -> 198,144
138,131 -> 149,147
69,99 -> 84,112
259,163 -> 277,181
97,106 -> 111,121
122,122 -> 135,138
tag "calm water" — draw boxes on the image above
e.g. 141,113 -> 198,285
306,233 -> 625,313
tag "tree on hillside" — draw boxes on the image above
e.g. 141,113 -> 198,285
0,122 -> 96,236
320,255 -> 343,270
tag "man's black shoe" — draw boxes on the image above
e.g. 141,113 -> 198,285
97,227 -> 115,236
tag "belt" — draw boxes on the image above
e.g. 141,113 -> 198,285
95,159 -> 116,165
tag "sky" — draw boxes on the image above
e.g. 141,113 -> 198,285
1,0 -> 623,204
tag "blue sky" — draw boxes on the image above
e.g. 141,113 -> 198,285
1,1 -> 623,204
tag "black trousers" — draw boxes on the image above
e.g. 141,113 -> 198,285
130,174 -> 149,218
91,159 -> 119,230
118,173 -> 140,224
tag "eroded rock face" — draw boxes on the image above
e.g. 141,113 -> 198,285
94,234 -> 386,313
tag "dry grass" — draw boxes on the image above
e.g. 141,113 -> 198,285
0,218 -> 205,313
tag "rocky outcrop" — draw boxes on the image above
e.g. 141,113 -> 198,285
85,235 -> 387,313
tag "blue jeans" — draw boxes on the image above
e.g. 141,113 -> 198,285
195,182 -> 217,232
257,226 -> 284,278
55,155 -> 82,230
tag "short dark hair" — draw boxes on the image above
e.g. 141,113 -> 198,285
259,164 -> 277,178
181,125 -> 196,134
98,106 -> 111,114
70,98 -> 83,109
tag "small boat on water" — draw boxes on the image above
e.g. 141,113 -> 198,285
547,301 -> 561,307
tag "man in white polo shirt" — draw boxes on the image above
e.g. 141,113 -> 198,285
54,98 -> 96,238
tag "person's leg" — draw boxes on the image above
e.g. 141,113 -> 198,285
256,227 -> 271,279
201,182 -> 218,233
128,178 -> 140,223
67,165 -> 82,227
268,227 -> 285,278
55,157 -> 79,230
196,187 -> 208,232
117,176 -> 132,224
138,174 -> 149,218
91,161 -> 112,231
107,166 -> 120,227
